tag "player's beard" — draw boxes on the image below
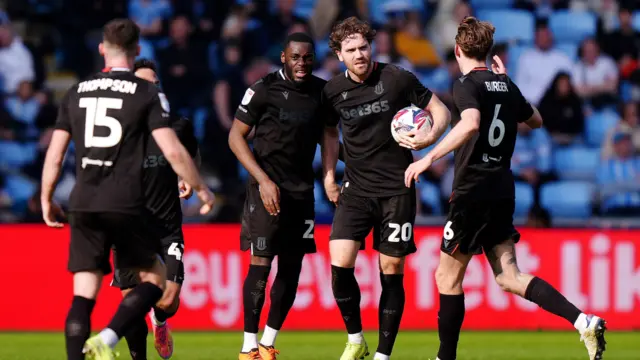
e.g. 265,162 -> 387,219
285,64 -> 309,84
349,58 -> 370,77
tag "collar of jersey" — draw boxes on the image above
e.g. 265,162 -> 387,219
471,67 -> 489,72
102,67 -> 131,72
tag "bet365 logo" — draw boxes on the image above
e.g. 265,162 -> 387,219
340,100 -> 390,120
143,155 -> 168,168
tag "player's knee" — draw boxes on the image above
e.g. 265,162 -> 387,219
330,240 -> 359,268
251,255 -> 273,266
435,266 -> 463,294
379,255 -> 404,274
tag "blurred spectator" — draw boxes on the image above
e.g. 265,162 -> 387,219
0,23 -> 35,94
374,28 -> 414,71
4,80 -> 40,139
526,205 -> 552,228
512,122 -> 553,194
395,15 -> 441,68
266,0 -> 306,45
572,38 -> 618,109
315,51 -> 341,81
515,20 -> 572,105
539,72 -> 585,145
429,49 -> 460,109
173,0 -> 229,42
601,5 -> 640,79
597,132 -> 640,216
212,40 -> 244,131
128,0 -> 173,38
428,0 -> 472,53
515,0 -> 569,16
157,16 -> 211,114
571,0 -> 619,33
602,102 -> 640,159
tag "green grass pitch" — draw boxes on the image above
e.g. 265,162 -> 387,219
1,331 -> 638,359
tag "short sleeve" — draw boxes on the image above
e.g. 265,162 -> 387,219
147,89 -> 171,131
400,68 -> 432,109
452,78 -> 481,113
54,90 -> 72,133
174,116 -> 199,158
508,78 -> 534,122
235,80 -> 267,126
321,87 -> 339,127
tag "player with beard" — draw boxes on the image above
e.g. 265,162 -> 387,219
405,17 -> 607,360
229,32 -> 328,360
321,17 -> 451,360
110,58 -> 200,360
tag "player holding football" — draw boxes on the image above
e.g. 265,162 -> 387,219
229,33 -> 328,360
41,19 -> 214,360
110,58 -> 200,360
404,17 -> 607,360
321,17 -> 451,360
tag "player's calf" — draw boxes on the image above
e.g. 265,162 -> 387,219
241,255 -> 273,355
375,255 -> 406,359
330,239 -> 365,346
66,271 -> 102,360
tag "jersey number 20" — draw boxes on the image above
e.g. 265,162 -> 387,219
79,97 -> 123,148
488,104 -> 505,147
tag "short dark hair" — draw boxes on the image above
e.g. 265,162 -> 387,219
133,58 -> 157,73
103,18 -> 140,56
285,32 -> 315,51
455,16 -> 495,61
329,16 -> 376,52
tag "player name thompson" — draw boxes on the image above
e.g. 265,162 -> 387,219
77,78 -> 139,94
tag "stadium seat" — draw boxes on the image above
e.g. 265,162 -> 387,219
514,182 -> 534,217
553,146 -> 600,180
507,44 -> 530,78
470,0 -> 513,10
633,12 -> 640,32
192,107 -> 208,142
0,141 -> 38,168
476,10 -> 535,44
314,181 -> 333,216
585,110 -> 620,147
369,0 -> 425,25
549,11 -> 597,44
294,0 -> 316,19
540,181 -> 594,219
418,181 -> 442,215
555,42 -> 579,62
4,174 -> 37,213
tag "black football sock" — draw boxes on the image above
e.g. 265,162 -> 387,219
331,265 -> 363,334
266,257 -> 303,331
107,282 -> 163,338
437,293 -> 465,360
152,307 -> 172,324
65,296 -> 96,360
124,316 -> 148,360
525,276 -> 582,324
243,264 -> 271,333
376,274 -> 405,356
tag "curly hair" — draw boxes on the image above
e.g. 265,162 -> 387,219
133,58 -> 157,73
329,16 -> 376,52
455,16 -> 495,61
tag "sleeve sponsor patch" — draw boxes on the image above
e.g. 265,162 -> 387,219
158,92 -> 171,112
241,88 -> 255,106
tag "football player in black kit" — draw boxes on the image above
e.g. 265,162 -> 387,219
40,19 -> 214,360
228,32 -> 328,360
110,59 -> 200,360
321,17 -> 451,360
405,17 -> 607,360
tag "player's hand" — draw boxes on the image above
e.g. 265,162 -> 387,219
178,180 -> 193,199
404,156 -> 433,187
397,128 -> 436,151
491,55 -> 507,75
196,188 -> 216,215
42,200 -> 65,228
259,179 -> 280,216
324,180 -> 340,206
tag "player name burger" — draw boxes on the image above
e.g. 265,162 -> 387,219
77,78 -> 138,94
484,80 -> 508,92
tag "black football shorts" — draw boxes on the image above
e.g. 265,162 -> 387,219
441,198 -> 521,255
240,183 -> 317,257
68,212 -> 157,275
330,189 -> 417,257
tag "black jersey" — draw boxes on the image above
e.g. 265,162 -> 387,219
450,68 -> 534,201
322,62 -> 433,197
54,69 -> 171,214
234,69 -> 327,197
143,113 -> 198,225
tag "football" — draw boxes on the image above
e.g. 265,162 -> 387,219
390,105 -> 433,143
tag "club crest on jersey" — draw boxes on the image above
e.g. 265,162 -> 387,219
256,237 -> 267,251
374,81 -> 384,95
282,91 -> 289,99
341,91 -> 348,100
241,88 -> 255,105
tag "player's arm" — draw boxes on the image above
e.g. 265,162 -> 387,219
176,117 -> 201,199
320,89 -> 341,204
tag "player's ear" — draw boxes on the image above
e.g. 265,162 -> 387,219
454,44 -> 460,59
98,43 -> 105,56
335,50 -> 344,62
281,51 -> 285,64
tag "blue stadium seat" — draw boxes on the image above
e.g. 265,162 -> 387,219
238,162 -> 249,181
540,181 -> 594,219
418,181 -> 442,215
476,10 -> 535,44
0,141 -> 37,168
585,110 -> 619,146
549,11 -> 597,44
314,181 -> 333,216
514,182 -> 534,217
553,146 -> 600,180
470,0 -> 513,10
507,44 -> 530,78
4,174 -> 37,212
369,0 -> 425,25
294,0 -> 316,19
633,12 -> 640,32
555,42 -> 579,62
192,107 -> 208,142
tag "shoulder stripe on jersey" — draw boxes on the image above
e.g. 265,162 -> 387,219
279,69 -> 286,80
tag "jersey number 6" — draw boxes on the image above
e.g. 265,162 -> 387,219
488,104 -> 505,147
79,97 -> 123,148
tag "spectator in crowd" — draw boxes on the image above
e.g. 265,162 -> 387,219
571,0 -> 619,33
512,122 -> 554,201
395,14 -> 441,68
601,5 -> 640,80
515,0 -> 569,17
572,38 -> 618,109
515,20 -> 573,105
602,102 -> 640,159
265,0 -> 306,47
128,0 -> 173,38
4,80 -> 40,140
597,132 -> 640,216
213,40 -> 244,131
157,15 -> 211,114
428,49 -> 461,109
373,28 -> 414,71
173,0 -> 227,42
539,72 -> 585,145
0,23 -> 35,94
315,51 -> 341,81
428,0 -> 472,53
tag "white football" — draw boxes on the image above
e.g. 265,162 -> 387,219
391,105 -> 433,143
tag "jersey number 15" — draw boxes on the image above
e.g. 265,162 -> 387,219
79,97 -> 123,148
